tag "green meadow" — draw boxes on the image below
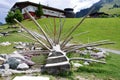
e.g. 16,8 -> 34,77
0,18 -> 120,79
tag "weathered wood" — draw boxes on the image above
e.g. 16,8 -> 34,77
61,7 -> 94,48
24,10 -> 53,48
53,18 -> 57,45
57,18 -> 65,44
20,33 -> 37,41
13,9 -> 115,75
70,57 -> 106,64
41,50 -> 70,74
74,31 -> 89,37
61,36 -> 73,49
14,19 -> 51,51
66,41 -> 114,53
19,50 -> 49,55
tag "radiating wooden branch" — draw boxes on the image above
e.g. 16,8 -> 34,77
20,50 -> 49,55
61,36 -> 73,49
20,33 -> 37,41
24,10 -> 53,48
66,41 -> 114,53
69,57 -> 106,64
63,40 -> 110,52
14,19 -> 51,51
61,8 -> 94,48
74,31 -> 89,37
44,24 -> 52,37
31,31 -> 53,48
57,18 -> 65,44
53,18 -> 57,45
61,31 -> 89,49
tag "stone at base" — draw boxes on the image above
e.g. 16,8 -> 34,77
41,63 -> 70,74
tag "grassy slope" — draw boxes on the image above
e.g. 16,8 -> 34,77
23,18 -> 120,50
0,18 -> 120,53
100,0 -> 120,14
71,53 -> 120,80
100,4 -> 120,14
0,18 -> 120,79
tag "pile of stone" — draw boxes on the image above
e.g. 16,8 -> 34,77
0,32 -> 9,36
0,51 -> 35,76
0,41 -> 11,46
13,42 -> 41,51
13,42 -> 29,50
76,47 -> 108,60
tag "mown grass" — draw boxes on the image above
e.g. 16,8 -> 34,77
75,53 -> 120,80
0,18 -> 120,79
20,18 -> 120,50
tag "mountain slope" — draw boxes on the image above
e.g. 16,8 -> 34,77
76,0 -> 120,17
100,0 -> 120,14
0,22 -> 3,26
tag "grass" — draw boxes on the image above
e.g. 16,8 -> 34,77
0,18 -> 120,79
75,53 -> 120,80
100,4 -> 120,14
20,18 -> 120,50
99,0 -> 120,15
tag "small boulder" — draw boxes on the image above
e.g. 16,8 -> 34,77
83,61 -> 89,66
22,59 -> 35,67
73,63 -> 83,68
9,51 -> 25,60
0,70 -> 12,77
0,57 -> 5,65
17,63 -> 29,70
6,58 -> 20,69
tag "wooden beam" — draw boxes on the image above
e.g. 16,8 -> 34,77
70,57 -> 106,64
24,10 -> 53,48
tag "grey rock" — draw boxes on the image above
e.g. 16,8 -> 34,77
83,61 -> 89,66
6,58 -> 20,69
0,57 -> 5,65
73,63 -> 83,68
17,63 -> 29,70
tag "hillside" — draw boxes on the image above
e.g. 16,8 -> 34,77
0,22 -> 3,25
0,18 -> 120,80
0,18 -> 120,53
76,0 -> 120,17
100,0 -> 120,14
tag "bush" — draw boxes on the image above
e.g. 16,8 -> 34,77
35,3 -> 43,18
5,9 -> 23,24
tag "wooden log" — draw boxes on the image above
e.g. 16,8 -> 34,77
61,8 -> 94,48
20,33 -> 37,41
61,36 -> 73,49
19,50 -> 49,55
74,31 -> 89,37
66,41 -> 114,53
53,18 -> 57,45
24,10 -> 53,48
57,18 -> 65,44
14,19 -> 51,51
69,57 -> 106,64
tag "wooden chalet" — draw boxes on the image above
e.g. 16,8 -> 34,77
11,1 -> 65,19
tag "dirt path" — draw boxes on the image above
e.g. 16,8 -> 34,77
99,48 -> 120,54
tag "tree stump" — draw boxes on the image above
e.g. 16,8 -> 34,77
41,51 -> 70,74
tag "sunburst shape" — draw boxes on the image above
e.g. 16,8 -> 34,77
14,9 -> 114,74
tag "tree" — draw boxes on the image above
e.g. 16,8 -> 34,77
14,9 -> 23,22
35,3 -> 43,18
5,9 -> 23,24
5,11 -> 15,24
